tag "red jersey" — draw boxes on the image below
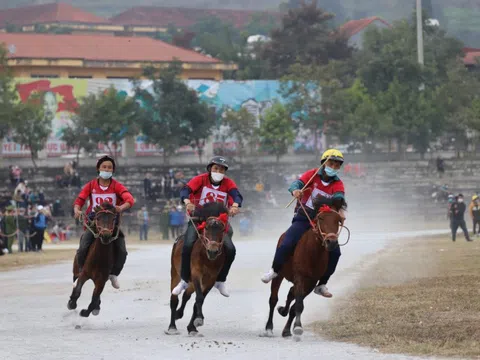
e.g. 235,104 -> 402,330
298,169 -> 345,210
74,178 -> 135,214
186,173 -> 238,207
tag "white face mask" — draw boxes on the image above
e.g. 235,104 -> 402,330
210,172 -> 225,183
458,198 -> 464,203
99,171 -> 113,180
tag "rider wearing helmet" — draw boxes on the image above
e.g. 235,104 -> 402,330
261,149 -> 346,298
73,155 -> 135,289
172,156 -> 243,297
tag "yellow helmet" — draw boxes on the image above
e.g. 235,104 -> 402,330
321,148 -> 344,164
473,195 -> 479,201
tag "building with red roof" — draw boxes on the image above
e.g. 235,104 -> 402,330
0,33 -> 235,80
339,16 -> 392,49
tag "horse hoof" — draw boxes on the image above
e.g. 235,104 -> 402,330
164,328 -> 180,335
293,326 -> 303,336
293,335 -> 302,342
188,331 -> 203,337
277,306 -> 288,317
175,311 -> 184,320
282,330 -> 292,338
193,318 -> 204,327
80,309 -> 89,317
92,309 -> 100,316
67,301 -> 77,310
260,329 -> 274,338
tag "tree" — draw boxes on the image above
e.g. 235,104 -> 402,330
261,0 -> 352,77
222,107 -> 258,158
80,87 -> 142,158
136,61 -> 215,163
61,104 -> 97,165
259,102 -> 295,162
0,45 -> 18,140
10,94 -> 50,170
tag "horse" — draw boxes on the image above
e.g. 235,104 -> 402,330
166,202 -> 229,336
67,202 -> 121,317
264,196 -> 347,339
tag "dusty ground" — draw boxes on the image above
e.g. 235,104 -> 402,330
314,235 -> 480,358
0,249 -> 76,271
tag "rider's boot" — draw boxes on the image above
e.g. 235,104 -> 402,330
214,281 -> 230,297
261,268 -> 278,283
109,275 -> 120,289
172,279 -> 189,295
314,284 -> 333,297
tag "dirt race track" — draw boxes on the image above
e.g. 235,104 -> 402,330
0,228 -> 446,360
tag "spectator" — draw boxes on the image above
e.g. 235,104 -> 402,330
159,204 -> 170,240
143,173 -> 152,199
38,189 -> 46,206
169,205 -> 185,240
52,199 -> 65,217
137,206 -> 149,241
4,206 -> 17,254
32,205 -> 49,251
449,194 -> 472,242
17,207 -> 30,252
436,157 -> 445,178
469,195 -> 480,237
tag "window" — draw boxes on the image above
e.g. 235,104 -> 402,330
68,75 -> 93,79
30,74 -> 59,78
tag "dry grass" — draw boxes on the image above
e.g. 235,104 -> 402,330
314,235 -> 480,358
0,249 -> 76,271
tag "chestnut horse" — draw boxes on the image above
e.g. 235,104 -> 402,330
67,202 -> 121,317
264,197 -> 347,339
166,202 -> 228,336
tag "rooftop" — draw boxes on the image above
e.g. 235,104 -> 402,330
339,16 -> 391,38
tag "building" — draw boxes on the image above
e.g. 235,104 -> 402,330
0,33 -> 236,80
0,3 -> 122,34
339,16 -> 391,49
110,6 -> 281,32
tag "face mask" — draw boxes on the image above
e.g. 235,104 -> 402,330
324,166 -> 338,177
458,198 -> 464,203
99,171 -> 113,180
211,172 -> 225,183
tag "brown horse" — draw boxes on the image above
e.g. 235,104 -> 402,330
67,202 -> 120,317
264,197 -> 347,339
166,202 -> 228,336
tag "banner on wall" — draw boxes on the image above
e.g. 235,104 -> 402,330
1,78 -> 324,158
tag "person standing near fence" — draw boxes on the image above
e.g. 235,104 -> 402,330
5,206 -> 16,254
17,207 -> 30,252
137,206 -> 149,241
32,205 -> 49,251
450,194 -> 472,242
469,195 -> 480,237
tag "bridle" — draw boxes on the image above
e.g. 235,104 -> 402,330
82,209 -> 121,244
189,214 -> 227,254
298,201 -> 350,247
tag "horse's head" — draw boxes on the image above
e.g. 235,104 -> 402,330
93,202 -> 117,245
312,196 -> 347,251
194,202 -> 229,261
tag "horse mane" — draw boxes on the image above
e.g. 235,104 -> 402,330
194,202 -> 228,220
312,195 -> 347,213
94,202 -> 116,212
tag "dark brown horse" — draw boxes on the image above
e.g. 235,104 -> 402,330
67,202 -> 120,317
166,202 -> 228,336
264,197 -> 347,339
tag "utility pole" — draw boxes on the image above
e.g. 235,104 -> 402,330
416,0 -> 424,66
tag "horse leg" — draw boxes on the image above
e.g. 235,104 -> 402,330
282,302 -> 296,337
277,286 -> 294,317
292,278 -> 316,337
175,285 -> 194,320
165,294 -> 181,335
192,278 -> 205,328
67,273 -> 87,310
80,278 -> 106,317
264,274 -> 284,337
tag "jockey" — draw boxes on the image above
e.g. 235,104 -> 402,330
172,156 -> 243,298
73,155 -> 135,289
261,149 -> 346,298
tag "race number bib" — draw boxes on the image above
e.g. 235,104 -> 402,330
92,193 -> 117,208
199,187 -> 227,206
305,188 -> 331,209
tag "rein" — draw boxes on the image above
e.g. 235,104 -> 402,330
187,212 -> 227,252
81,210 -> 121,244
298,201 -> 350,247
